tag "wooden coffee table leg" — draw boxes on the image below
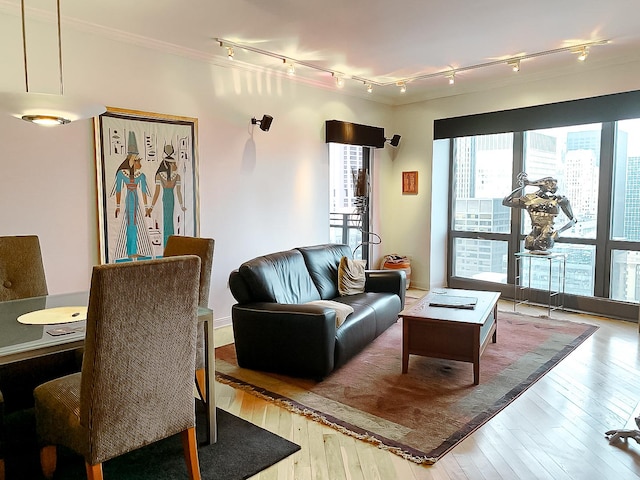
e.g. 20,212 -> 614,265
402,317 -> 409,373
473,327 -> 480,385
492,305 -> 498,343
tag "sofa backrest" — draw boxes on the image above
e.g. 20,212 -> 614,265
230,249 -> 321,304
297,244 -> 352,300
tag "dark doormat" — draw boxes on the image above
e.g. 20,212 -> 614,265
4,403 -> 300,479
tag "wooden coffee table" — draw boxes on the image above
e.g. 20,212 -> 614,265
400,288 -> 500,385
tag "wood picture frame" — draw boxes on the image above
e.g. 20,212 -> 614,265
94,107 -> 199,264
402,171 -> 418,194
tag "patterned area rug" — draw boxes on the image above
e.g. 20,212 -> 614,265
216,310 -> 598,464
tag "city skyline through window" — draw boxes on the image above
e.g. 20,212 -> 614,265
328,143 -> 368,261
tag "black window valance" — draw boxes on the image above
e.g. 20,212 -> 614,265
434,90 -> 640,139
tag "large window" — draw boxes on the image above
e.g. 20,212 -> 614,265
451,133 -> 513,283
445,102 -> 640,321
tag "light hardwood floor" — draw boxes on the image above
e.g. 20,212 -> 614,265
214,291 -> 640,480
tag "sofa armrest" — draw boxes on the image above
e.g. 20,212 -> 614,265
365,270 -> 406,308
231,302 -> 337,379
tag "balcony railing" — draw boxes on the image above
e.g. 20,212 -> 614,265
329,212 -> 365,261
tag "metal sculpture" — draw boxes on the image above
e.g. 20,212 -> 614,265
502,172 -> 577,252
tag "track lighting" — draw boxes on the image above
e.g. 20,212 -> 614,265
578,47 -> 588,61
227,47 -> 234,60
214,37 -> 608,94
386,134 -> 401,147
570,46 -> 589,61
285,61 -> 295,76
251,114 -> 273,132
446,72 -> 455,85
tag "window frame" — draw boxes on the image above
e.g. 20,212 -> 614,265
445,117 -> 640,322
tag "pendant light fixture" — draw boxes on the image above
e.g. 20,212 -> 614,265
0,0 -> 105,125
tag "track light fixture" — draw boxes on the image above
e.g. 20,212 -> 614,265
386,134 -> 401,147
214,37 -> 608,95
227,47 -> 234,60
251,114 -> 273,132
446,72 -> 455,85
285,61 -> 295,76
578,46 -> 588,61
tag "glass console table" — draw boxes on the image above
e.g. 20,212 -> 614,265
514,251 -> 567,317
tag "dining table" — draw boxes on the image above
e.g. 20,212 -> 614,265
0,291 -> 217,445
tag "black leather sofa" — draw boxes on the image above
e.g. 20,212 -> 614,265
229,244 -> 406,379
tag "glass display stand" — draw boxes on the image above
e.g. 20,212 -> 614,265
514,251 -> 567,317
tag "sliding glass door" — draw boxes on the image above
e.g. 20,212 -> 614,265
328,143 -> 371,263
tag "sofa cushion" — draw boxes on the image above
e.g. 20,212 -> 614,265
297,244 -> 353,299
338,256 -> 366,296
238,249 -> 320,304
332,304 -> 377,368
339,292 -> 401,337
305,300 -> 354,327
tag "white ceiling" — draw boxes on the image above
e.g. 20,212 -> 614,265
6,0 -> 640,105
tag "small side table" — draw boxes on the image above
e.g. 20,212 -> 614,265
514,251 -> 567,317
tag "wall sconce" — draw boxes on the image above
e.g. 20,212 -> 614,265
251,114 -> 273,132
386,134 -> 401,147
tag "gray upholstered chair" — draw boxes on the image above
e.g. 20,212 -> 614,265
34,256 -> 202,480
163,235 -> 214,401
0,235 -> 48,302
0,235 -> 72,480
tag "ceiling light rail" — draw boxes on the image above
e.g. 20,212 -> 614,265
214,37 -> 609,93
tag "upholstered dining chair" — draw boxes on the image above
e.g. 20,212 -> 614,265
0,235 -> 76,480
163,235 -> 214,401
34,255 -> 202,480
0,235 -> 48,302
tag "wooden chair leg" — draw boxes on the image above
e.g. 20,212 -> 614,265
195,368 -> 206,402
0,458 -> 5,480
40,445 -> 57,479
181,427 -> 201,480
85,462 -> 103,480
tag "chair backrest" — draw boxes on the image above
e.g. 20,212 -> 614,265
0,235 -> 48,301
163,235 -> 214,307
79,256 -> 201,465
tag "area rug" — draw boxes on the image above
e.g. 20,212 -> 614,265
215,310 -> 598,465
3,404 -> 300,479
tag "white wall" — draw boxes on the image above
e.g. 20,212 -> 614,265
0,11 -> 393,326
3,8 -> 640,324
387,56 -> 640,290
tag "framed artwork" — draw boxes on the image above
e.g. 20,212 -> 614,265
94,107 -> 199,264
402,171 -> 418,194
